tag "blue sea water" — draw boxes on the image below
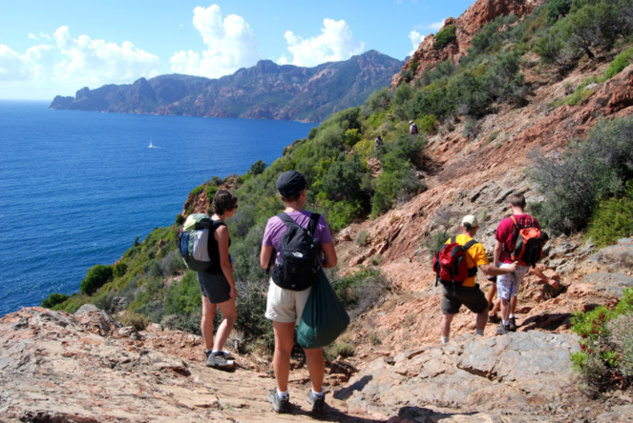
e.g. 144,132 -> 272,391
0,101 -> 317,317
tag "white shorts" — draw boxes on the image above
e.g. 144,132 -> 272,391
496,264 -> 529,300
265,278 -> 312,325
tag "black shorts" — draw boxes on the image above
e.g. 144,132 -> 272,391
198,271 -> 231,304
441,284 -> 488,315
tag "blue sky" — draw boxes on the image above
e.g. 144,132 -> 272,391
0,0 -> 473,100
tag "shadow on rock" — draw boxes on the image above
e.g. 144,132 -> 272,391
398,406 -> 479,422
333,375 -> 373,401
521,312 -> 572,331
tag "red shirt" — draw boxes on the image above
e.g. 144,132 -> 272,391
495,214 -> 540,263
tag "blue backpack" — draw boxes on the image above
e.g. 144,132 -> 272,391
177,214 -> 223,272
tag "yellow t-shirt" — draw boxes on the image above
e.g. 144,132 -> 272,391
445,234 -> 489,287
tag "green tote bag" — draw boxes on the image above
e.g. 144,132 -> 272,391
297,268 -> 350,349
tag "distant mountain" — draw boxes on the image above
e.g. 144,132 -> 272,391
49,50 -> 403,122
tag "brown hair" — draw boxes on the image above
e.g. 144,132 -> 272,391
509,193 -> 526,208
212,189 -> 238,215
280,190 -> 304,203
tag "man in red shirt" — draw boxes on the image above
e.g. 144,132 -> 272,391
493,194 -> 559,333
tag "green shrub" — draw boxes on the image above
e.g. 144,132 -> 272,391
570,288 -> 633,391
434,25 -> 456,50
248,159 -> 267,175
355,230 -> 369,246
80,264 -> 113,295
329,342 -> 355,358
417,115 -> 439,135
119,310 -> 151,331
113,262 -> 128,278
425,230 -> 450,258
547,0 -> 572,25
604,47 -> 633,80
528,116 -> 633,234
587,181 -> 633,247
41,293 -> 70,309
332,267 -> 388,318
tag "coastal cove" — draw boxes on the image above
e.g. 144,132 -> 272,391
0,101 -> 317,317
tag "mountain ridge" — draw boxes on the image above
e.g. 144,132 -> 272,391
49,50 -> 403,123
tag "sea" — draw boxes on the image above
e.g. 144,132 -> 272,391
0,101 -> 317,317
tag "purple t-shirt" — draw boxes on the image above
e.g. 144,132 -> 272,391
262,211 -> 333,263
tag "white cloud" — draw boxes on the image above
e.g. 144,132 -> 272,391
0,26 -> 160,89
278,18 -> 364,67
428,21 -> 445,32
408,30 -> 425,56
52,26 -> 159,84
170,4 -> 259,78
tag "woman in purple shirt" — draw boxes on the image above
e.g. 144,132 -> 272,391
260,171 -> 337,415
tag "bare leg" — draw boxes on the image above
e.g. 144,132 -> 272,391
272,321 -> 295,393
201,297 -> 217,351
440,313 -> 454,338
213,298 -> 237,352
476,309 -> 489,332
304,348 -> 324,393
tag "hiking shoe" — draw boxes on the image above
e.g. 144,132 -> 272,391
496,323 -> 508,335
206,351 -> 235,370
488,313 -> 501,324
508,317 -> 517,332
306,390 -> 325,414
267,389 -> 290,413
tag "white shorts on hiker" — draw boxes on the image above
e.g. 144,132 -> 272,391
496,263 -> 529,299
265,277 -> 312,325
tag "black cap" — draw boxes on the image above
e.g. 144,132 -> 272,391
276,170 -> 307,197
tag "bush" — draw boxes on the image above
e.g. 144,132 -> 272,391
586,181 -> 633,247
80,264 -> 113,295
355,230 -> 369,246
119,310 -> 151,331
41,293 -> 70,309
332,267 -> 389,318
604,47 -> 633,80
528,116 -> 633,234
547,0 -> 572,25
434,25 -> 456,50
570,288 -> 633,391
248,159 -> 267,175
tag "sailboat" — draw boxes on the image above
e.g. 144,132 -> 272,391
148,140 -> 155,148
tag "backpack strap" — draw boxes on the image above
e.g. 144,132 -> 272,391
277,212 -> 321,236
462,239 -> 479,278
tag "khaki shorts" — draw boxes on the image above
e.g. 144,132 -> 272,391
441,284 -> 489,315
265,278 -> 312,325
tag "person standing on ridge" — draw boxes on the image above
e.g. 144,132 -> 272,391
260,170 -> 338,415
409,120 -> 419,135
199,189 -> 239,370
439,215 -> 517,345
493,193 -> 559,333
374,135 -> 384,150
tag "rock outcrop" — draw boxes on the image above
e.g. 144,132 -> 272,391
390,0 -> 543,90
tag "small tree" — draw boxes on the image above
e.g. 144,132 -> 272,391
80,264 -> 113,295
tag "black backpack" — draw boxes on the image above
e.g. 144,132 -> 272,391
272,212 -> 322,291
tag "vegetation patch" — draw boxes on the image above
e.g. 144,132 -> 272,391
571,288 -> 633,393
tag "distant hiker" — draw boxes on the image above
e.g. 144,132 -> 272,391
199,189 -> 239,370
374,135 -> 384,150
437,215 -> 517,345
409,120 -> 419,135
493,194 -> 559,334
260,170 -> 338,414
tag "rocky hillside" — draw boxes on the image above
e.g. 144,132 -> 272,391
48,50 -> 403,123
4,0 -> 633,421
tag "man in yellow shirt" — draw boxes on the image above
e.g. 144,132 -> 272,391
439,215 -> 517,344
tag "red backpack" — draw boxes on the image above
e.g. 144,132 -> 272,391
432,237 -> 478,287
509,215 -> 545,267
